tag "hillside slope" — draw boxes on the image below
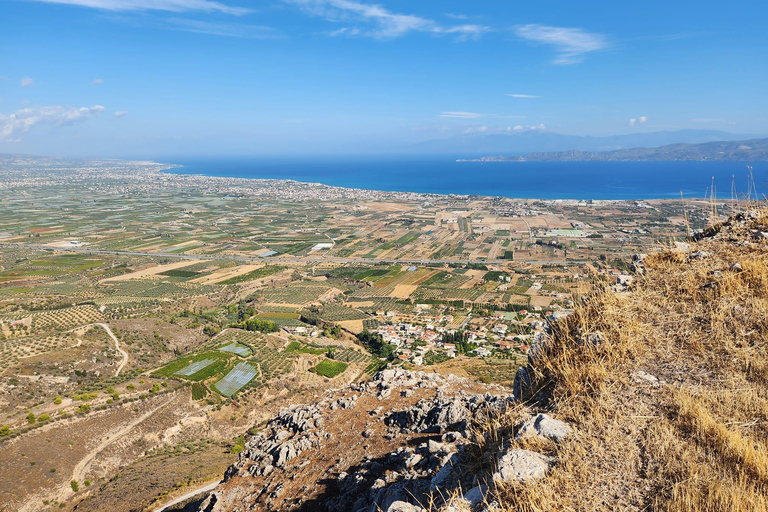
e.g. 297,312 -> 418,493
186,211 -> 768,511
464,137 -> 768,162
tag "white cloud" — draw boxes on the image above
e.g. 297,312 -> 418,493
92,78 -> 104,85
440,111 -> 485,119
0,104 -> 105,141
629,115 -> 648,127
287,0 -> 489,39
507,124 -> 545,132
507,93 -> 541,99
513,24 -> 609,64
638,115 -> 647,123
26,0 -> 251,16
20,77 -> 35,87
440,111 -> 525,120
463,125 -> 488,134
114,110 -> 128,117
164,18 -> 280,38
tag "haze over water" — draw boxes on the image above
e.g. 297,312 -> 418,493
168,157 -> 767,200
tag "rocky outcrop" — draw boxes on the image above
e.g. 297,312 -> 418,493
196,369 -> 573,512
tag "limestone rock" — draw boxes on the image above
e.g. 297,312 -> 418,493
493,449 -> 553,483
515,413 -> 572,443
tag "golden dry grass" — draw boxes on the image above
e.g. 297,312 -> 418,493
483,210 -> 768,511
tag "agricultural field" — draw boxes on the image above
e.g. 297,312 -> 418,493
0,155 -> 716,511
309,359 -> 349,378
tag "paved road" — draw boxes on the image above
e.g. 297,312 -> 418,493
151,480 -> 220,512
0,242 -> 576,266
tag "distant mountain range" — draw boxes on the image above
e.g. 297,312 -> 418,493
457,137 -> 768,163
411,129 -> 763,155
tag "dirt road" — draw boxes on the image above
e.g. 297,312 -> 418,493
93,323 -> 128,376
150,480 -> 220,512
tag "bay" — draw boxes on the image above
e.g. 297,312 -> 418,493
165,155 -> 767,200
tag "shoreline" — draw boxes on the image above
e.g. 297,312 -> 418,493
160,161 -> 747,203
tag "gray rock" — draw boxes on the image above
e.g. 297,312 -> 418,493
730,262 -> 743,271
463,485 -> 488,506
493,449 -> 552,483
428,440 -> 444,454
689,250 -> 711,260
516,413 -> 572,443
387,501 -> 423,512
512,366 -> 532,401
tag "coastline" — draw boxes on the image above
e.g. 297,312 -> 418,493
160,157 -> 766,202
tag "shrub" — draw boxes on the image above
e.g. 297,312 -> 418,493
71,480 -> 79,492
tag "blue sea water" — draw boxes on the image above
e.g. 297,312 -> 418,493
165,155 -> 767,200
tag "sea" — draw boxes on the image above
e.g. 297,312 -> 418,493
165,156 -> 767,200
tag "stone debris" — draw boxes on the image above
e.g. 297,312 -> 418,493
199,369 -> 560,512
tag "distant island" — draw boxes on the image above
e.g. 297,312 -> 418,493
458,137 -> 768,162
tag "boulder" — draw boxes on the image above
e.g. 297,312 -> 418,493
492,449 -> 552,484
515,413 -> 572,443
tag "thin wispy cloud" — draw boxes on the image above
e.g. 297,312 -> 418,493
164,18 -> 280,38
25,0 -> 251,16
692,118 -> 723,123
628,115 -> 647,127
441,111 -> 484,119
440,111 -> 526,119
20,77 -> 35,87
114,110 -> 128,117
287,0 -> 489,39
507,93 -> 541,99
92,78 -> 104,85
514,24 -> 609,64
0,104 -> 105,141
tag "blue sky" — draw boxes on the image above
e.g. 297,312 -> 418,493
1,0 -> 766,157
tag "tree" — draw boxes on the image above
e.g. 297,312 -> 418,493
357,330 -> 396,359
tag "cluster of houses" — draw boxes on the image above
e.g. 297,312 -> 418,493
371,309 -> 553,366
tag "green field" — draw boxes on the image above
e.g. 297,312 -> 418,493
153,351 -> 231,382
309,359 -> 348,378
219,265 -> 282,285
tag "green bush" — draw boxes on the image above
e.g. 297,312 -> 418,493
71,480 -> 79,492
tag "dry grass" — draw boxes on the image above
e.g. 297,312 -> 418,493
484,210 -> 768,511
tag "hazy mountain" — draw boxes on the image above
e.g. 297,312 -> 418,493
411,129 -> 762,155
460,137 -> 768,162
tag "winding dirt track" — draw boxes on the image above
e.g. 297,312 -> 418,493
151,480 -> 221,512
93,323 -> 128,376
